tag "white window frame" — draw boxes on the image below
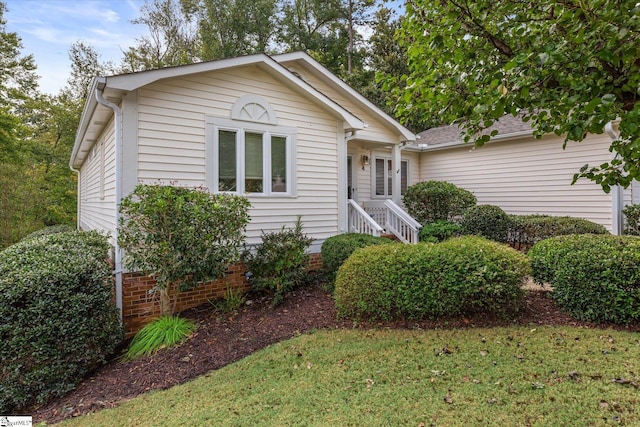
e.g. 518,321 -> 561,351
206,116 -> 297,197
372,156 -> 410,199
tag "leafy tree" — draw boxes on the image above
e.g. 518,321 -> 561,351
278,0 -> 350,74
118,185 -> 251,316
397,0 -> 640,191
122,0 -> 199,72
182,0 -> 277,60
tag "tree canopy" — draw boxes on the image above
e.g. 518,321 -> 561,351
397,0 -> 640,191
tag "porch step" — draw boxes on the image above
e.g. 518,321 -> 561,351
380,233 -> 399,241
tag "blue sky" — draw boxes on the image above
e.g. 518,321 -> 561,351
5,0 -> 146,95
4,0 -> 405,96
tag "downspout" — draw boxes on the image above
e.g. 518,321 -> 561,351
69,164 -> 81,230
95,79 -> 124,321
606,121 -> 624,235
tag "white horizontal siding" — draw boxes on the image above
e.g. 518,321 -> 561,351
420,133 -> 616,231
79,118 -> 117,242
299,73 -> 401,143
135,64 -> 341,244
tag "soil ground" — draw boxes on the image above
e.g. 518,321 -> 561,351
30,284 -> 640,425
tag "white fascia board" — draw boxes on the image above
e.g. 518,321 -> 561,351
90,52 -> 365,133
70,77 -> 101,168
274,51 -> 416,143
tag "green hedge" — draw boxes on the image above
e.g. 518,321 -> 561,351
460,205 -> 511,242
320,233 -> 394,284
507,215 -> 608,247
623,204 -> 640,235
0,231 -> 123,413
403,180 -> 476,224
22,224 -> 76,241
529,234 -> 640,323
418,220 -> 461,243
335,236 -> 529,321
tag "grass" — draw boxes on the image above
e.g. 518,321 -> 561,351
124,316 -> 197,361
59,326 -> 640,426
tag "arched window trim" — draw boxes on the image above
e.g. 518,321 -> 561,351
231,94 -> 278,125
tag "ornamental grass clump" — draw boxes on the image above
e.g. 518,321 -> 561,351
529,234 -> 640,323
334,236 -> 529,321
0,231 -> 122,413
124,316 -> 197,361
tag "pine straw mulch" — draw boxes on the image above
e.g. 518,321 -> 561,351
30,284 -> 640,425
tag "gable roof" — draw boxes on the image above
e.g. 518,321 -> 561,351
273,52 -> 416,142
72,52 -> 414,168
414,115 -> 534,151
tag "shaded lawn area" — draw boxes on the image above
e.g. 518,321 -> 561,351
58,326 -> 640,426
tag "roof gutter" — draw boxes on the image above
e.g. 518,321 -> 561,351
94,77 -> 124,321
606,121 -> 624,235
411,130 -> 533,152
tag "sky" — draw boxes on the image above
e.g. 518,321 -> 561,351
4,0 -> 405,96
4,0 -> 146,95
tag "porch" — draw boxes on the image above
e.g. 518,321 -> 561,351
347,199 -> 421,244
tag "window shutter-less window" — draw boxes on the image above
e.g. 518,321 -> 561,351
218,130 -> 237,191
244,132 -> 263,193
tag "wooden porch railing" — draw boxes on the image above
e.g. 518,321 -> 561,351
347,199 -> 384,236
383,199 -> 421,244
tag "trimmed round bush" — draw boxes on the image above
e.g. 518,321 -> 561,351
403,180 -> 477,224
418,220 -> 461,242
22,224 -> 75,241
335,236 -> 529,321
461,205 -> 511,242
0,231 -> 123,413
321,233 -> 394,284
529,234 -> 640,323
508,215 -> 608,247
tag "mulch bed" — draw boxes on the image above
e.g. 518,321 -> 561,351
30,285 -> 640,425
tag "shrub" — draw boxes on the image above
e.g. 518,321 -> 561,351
529,234 -> 640,323
244,218 -> 313,305
335,236 -> 529,321
403,180 -> 477,224
507,214 -> 608,248
418,220 -> 462,242
119,184 -> 251,316
0,231 -> 123,413
461,205 -> 511,242
321,233 -> 394,284
124,316 -> 197,361
22,224 -> 76,241
623,204 -> 640,235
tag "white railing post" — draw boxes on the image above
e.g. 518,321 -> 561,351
383,199 -> 422,244
347,199 -> 384,237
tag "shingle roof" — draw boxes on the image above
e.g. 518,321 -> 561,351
416,115 -> 533,148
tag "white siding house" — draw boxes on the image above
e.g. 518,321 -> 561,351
70,52 -> 416,312
414,117 -> 633,234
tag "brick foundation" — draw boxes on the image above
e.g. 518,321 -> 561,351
120,253 -> 322,337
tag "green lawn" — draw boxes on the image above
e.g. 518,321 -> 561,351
58,326 -> 640,426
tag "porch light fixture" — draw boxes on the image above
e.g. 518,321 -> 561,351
360,154 -> 370,168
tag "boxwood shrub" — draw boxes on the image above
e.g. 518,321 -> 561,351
334,236 -> 529,321
508,214 -> 608,247
418,220 -> 461,243
321,233 -> 395,284
529,234 -> 640,323
460,205 -> 511,242
403,180 -> 477,224
21,224 -> 76,241
0,231 -> 123,413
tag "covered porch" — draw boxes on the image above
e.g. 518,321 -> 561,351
344,139 -> 422,243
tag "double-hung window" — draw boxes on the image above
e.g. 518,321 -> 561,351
374,157 -> 409,197
207,117 -> 296,196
